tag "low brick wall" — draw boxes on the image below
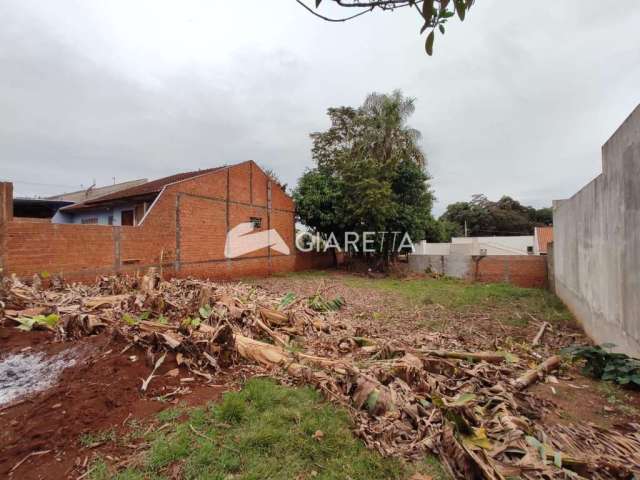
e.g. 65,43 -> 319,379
409,253 -> 547,288
474,255 -> 547,288
0,164 -> 333,284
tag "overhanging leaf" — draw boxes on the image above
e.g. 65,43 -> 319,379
454,0 -> 466,21
425,31 -> 435,56
421,0 -> 434,26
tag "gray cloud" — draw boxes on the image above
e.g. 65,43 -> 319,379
1,0 -> 639,215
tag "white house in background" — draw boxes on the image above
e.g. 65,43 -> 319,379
413,235 -> 536,256
451,236 -> 535,255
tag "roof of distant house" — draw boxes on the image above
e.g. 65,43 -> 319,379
61,166 -> 226,211
535,226 -> 554,253
48,178 -> 148,203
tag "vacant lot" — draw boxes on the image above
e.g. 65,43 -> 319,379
259,272 -> 640,426
2,271 -> 639,479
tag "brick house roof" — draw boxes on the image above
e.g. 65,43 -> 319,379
535,226 -> 553,254
62,166 -> 225,211
47,178 -> 148,203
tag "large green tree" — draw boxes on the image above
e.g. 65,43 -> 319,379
439,194 -> 552,237
294,90 -> 434,262
425,217 -> 461,242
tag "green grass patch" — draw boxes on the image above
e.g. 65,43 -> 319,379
156,406 -> 185,423
597,382 -> 640,416
89,379 -> 446,480
79,429 -> 117,447
344,276 -> 573,325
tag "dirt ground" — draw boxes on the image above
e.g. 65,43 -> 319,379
0,326 -> 227,479
1,271 -> 640,479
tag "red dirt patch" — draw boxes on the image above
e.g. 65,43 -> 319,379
530,365 -> 640,430
0,325 -> 56,352
0,330 -> 224,479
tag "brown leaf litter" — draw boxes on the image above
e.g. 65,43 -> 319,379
1,272 -> 639,479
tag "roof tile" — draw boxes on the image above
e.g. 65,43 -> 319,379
62,166 -> 225,211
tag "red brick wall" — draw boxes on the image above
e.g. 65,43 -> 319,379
179,195 -> 227,263
228,162 -> 251,205
473,255 -> 547,288
251,164 -> 268,208
272,184 -> 294,211
1,162 -> 333,283
1,182 -> 15,276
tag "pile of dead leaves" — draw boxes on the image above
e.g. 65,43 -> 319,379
2,272 -> 639,479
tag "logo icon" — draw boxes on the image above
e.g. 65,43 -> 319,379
224,222 -> 290,259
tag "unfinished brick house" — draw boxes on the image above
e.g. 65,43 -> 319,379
0,161 -> 331,282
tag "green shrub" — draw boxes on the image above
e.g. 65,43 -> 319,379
562,344 -> 640,387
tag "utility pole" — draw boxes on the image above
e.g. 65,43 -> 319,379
464,220 -> 468,237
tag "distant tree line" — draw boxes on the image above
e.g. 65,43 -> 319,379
428,194 -> 552,242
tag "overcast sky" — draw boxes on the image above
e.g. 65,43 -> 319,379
2,1 -> 639,215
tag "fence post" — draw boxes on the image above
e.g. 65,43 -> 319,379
0,182 -> 14,278
546,242 -> 555,293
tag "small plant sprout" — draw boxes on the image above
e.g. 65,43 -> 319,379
181,317 -> 201,329
198,304 -> 213,320
122,313 -> 139,326
15,313 -> 60,331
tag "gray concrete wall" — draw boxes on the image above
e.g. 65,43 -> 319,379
546,242 -> 555,294
553,104 -> 640,356
408,254 -> 471,278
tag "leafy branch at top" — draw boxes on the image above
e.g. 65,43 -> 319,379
297,0 -> 475,55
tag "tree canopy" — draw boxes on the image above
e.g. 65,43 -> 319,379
296,0 -> 475,55
294,90 -> 434,259
439,194 -> 552,238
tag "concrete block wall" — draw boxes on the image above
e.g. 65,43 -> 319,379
0,162 -> 332,283
553,105 -> 640,356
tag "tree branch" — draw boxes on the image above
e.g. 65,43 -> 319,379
296,0 -> 474,55
334,0 -> 419,7
295,0 -> 374,22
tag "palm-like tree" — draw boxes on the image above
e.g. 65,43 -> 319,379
359,89 -> 426,169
